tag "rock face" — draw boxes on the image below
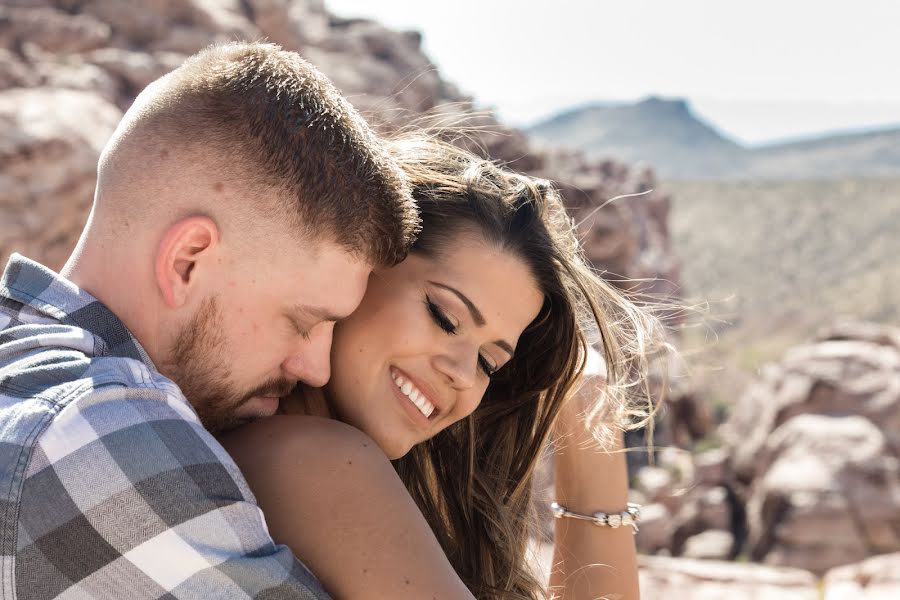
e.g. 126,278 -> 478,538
632,446 -> 738,560
638,556 -> 819,600
530,550 -> 900,599
0,87 -> 121,268
823,552 -> 900,599
722,321 -> 900,574
0,0 -> 678,300
629,322 -> 900,577
3,11 -> 684,572
3,0 -> 690,591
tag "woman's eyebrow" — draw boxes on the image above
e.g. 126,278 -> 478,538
427,280 -> 515,357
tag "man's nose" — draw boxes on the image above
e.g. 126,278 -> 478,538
282,324 -> 333,388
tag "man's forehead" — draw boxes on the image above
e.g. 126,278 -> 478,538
287,272 -> 370,322
277,242 -> 372,318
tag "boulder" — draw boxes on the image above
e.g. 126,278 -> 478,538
0,48 -> 36,87
0,87 -> 121,269
638,556 -> 819,600
694,448 -> 728,486
682,530 -> 734,560
247,0 -> 331,49
634,466 -> 674,506
671,485 -> 733,556
745,414 -> 900,574
724,324 -> 900,484
720,323 -> 900,573
634,502 -> 673,554
84,47 -> 185,106
0,6 -> 111,53
823,552 -> 900,600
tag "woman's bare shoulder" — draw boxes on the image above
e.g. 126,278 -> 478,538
222,415 -> 378,460
220,416 -> 472,599
221,415 -> 394,500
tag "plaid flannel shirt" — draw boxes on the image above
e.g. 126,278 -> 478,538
0,254 -> 330,600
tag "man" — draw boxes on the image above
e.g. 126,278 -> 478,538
0,42 -> 418,598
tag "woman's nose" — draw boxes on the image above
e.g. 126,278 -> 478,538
432,344 -> 478,390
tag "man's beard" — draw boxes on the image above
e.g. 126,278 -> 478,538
163,295 -> 295,434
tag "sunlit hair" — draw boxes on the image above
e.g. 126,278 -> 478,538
388,136 -> 666,598
100,41 -> 418,267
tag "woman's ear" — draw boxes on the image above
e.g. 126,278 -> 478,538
154,216 -> 219,308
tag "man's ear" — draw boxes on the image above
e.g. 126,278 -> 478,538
154,216 -> 219,308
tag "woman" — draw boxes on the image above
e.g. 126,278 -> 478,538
222,136 -> 662,599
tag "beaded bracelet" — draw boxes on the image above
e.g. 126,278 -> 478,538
550,501 -> 642,534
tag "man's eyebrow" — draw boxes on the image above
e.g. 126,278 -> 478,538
427,281 -> 515,357
289,304 -> 345,323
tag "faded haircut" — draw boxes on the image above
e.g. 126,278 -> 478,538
111,41 -> 419,267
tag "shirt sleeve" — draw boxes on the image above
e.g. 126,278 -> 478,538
16,385 -> 330,600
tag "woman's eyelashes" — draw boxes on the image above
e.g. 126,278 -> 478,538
478,355 -> 498,376
425,296 -> 457,334
424,295 -> 497,376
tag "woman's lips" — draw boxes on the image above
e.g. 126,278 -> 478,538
389,367 -> 440,429
391,368 -> 436,417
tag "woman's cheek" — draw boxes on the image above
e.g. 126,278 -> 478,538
462,388 -> 487,419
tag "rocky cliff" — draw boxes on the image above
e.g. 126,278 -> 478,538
13,2 -> 900,598
628,321 -> 900,590
0,0 -> 678,302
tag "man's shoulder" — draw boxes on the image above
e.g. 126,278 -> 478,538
14,389 -> 330,600
31,378 -> 231,471
0,333 -> 209,466
23,382 -> 253,522
0,322 -> 161,391
0,325 -> 255,544
1,255 -> 329,598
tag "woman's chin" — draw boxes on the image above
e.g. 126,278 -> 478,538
375,435 -> 414,460
337,413 -> 417,459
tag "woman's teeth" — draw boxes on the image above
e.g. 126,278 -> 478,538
392,372 -> 435,418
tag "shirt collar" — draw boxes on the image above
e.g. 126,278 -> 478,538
1,253 -> 157,368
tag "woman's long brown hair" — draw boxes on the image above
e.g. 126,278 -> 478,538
388,136 -> 666,599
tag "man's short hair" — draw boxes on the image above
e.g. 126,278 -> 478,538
114,41 -> 418,267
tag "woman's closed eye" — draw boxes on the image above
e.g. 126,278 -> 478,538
425,296 -> 498,376
425,295 -> 457,334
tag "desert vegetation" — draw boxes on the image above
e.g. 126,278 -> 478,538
664,177 -> 900,421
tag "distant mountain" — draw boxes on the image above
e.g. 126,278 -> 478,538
527,97 -> 900,180
527,97 -> 747,178
748,127 -> 900,180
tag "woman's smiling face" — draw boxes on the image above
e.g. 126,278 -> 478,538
325,229 -> 544,459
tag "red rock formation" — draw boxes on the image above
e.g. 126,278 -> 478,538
2,6 -> 691,581
823,552 -> 900,599
0,0 -> 679,304
638,556 -> 819,600
722,321 -> 900,574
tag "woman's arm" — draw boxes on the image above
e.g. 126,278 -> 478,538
549,373 -> 641,600
220,415 -> 474,600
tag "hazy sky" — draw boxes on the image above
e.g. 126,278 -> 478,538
325,0 -> 900,146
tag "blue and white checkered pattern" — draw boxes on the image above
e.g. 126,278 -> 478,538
0,254 -> 329,599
